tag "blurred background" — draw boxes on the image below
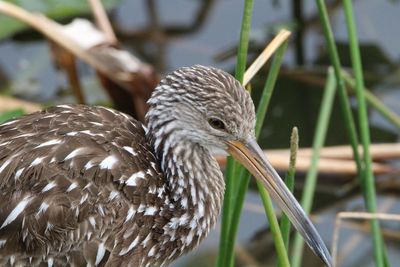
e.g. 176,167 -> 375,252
0,1 -> 399,266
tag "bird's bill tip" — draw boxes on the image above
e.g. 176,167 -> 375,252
226,139 -> 333,267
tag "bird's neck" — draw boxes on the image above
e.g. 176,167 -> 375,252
147,125 -> 225,246
162,140 -> 224,209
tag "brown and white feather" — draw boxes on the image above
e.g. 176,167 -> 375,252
0,65 -> 255,267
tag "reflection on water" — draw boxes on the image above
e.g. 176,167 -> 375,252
0,1 -> 399,266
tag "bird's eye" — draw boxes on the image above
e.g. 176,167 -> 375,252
208,118 -> 226,130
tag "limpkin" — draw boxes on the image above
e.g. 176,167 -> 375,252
0,65 -> 331,267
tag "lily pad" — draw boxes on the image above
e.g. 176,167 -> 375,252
0,0 -> 121,40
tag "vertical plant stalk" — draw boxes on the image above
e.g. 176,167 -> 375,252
226,41 -> 289,267
313,1 -> 387,264
291,68 -> 337,267
314,0 -> 362,174
343,1 -> 387,266
315,0 -> 389,265
342,71 -> 400,129
255,41 -> 289,137
222,41 -> 289,267
217,1 -> 253,266
278,127 -> 298,267
234,0 -> 253,84
257,181 -> 291,267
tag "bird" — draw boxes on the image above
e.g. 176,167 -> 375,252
0,65 -> 332,267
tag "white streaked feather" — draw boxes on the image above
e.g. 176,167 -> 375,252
38,202 -> 49,214
125,206 -> 136,222
95,243 -> 106,265
47,258 -> 54,267
144,206 -> 157,216
1,196 -> 32,229
35,139 -> 62,148
66,182 -> 78,192
30,156 -> 45,167
99,155 -> 118,169
14,167 -> 24,180
41,181 -> 57,192
148,246 -> 156,257
123,146 -> 138,156
84,160 -> 95,170
0,158 -> 13,173
65,147 -> 88,160
109,191 -> 119,201
119,235 -> 140,256
125,171 -> 145,186
89,216 -> 96,228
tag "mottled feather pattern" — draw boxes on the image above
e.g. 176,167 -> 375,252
0,104 -> 215,267
147,65 -> 255,146
0,105 -> 154,265
0,66 -> 254,266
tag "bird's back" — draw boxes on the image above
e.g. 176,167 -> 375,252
0,105 -> 169,266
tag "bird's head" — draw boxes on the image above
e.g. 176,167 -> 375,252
146,65 -> 256,152
146,65 -> 332,267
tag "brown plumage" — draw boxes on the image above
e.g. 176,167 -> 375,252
0,66 -> 332,267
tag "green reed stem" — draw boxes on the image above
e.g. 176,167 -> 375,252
255,42 -> 289,136
253,45 -> 292,266
257,181 -> 291,267
310,3 -> 372,265
278,127 -> 298,267
291,68 -> 337,267
342,71 -> 400,129
314,0 -> 362,175
234,1 -> 253,84
217,1 -> 253,266
312,1 -> 389,266
343,1 -> 388,266
223,41 -> 289,267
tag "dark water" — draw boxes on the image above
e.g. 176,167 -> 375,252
0,1 -> 399,266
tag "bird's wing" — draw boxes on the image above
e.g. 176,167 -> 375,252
0,104 -> 164,265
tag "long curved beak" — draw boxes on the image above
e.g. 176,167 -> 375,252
227,139 -> 332,267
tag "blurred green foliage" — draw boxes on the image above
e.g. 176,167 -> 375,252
0,108 -> 24,124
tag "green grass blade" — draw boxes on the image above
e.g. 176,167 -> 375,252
343,1 -> 388,266
234,0 -> 253,84
342,71 -> 400,129
224,168 -> 250,265
278,127 -> 298,267
257,181 -> 291,267
217,155 -> 236,267
314,1 -> 390,265
291,68 -> 337,267
314,0 -> 363,176
223,40 -> 289,267
217,1 -> 253,266
254,41 -> 289,137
